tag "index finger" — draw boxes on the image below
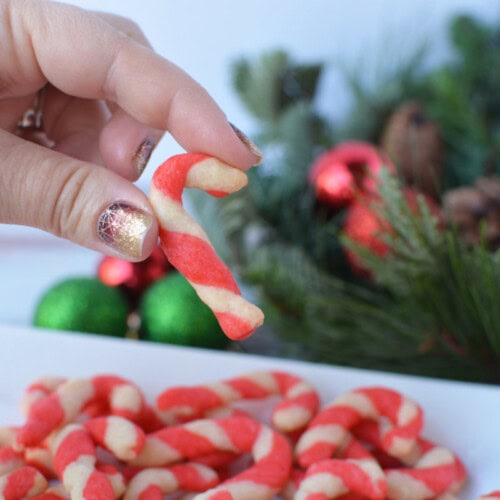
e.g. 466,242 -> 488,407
18,0 -> 261,169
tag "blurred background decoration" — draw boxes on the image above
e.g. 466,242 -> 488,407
190,12 -> 500,383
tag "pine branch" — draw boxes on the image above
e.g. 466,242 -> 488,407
231,50 -> 324,126
195,16 -> 500,383
341,171 -> 500,372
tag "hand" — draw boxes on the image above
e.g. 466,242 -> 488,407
0,0 -> 261,261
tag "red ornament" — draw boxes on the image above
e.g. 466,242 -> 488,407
343,188 -> 442,277
97,245 -> 171,306
309,141 -> 395,208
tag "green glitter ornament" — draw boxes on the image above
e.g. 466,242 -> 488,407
33,277 -> 129,337
139,272 -> 229,349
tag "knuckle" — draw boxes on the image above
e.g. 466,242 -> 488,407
48,162 -> 94,239
99,12 -> 147,45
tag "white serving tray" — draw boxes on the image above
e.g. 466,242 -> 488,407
0,325 -> 499,498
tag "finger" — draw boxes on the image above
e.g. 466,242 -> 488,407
99,109 -> 164,181
24,85 -> 161,180
39,86 -> 108,165
92,11 -> 164,179
18,1 -> 262,169
0,129 -> 158,262
94,11 -> 152,48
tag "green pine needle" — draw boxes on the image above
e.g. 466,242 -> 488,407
192,16 -> 500,383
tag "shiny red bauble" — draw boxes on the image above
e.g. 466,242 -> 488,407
309,141 -> 394,209
343,188 -> 442,277
97,245 -> 171,305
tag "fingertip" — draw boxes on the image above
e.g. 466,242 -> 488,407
96,201 -> 159,262
165,93 -> 263,171
228,122 -> 263,169
138,215 -> 159,261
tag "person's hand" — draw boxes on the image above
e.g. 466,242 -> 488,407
0,0 -> 261,261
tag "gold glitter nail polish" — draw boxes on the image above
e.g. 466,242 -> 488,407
97,202 -> 152,259
133,139 -> 155,177
230,123 -> 263,165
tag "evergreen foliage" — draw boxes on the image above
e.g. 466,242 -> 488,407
191,14 -> 500,383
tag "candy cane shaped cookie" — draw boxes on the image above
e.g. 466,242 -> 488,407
385,439 -> 466,500
24,446 -> 56,480
191,418 -> 292,500
124,463 -> 219,500
128,416 -> 292,499
20,376 -> 66,416
51,423 -> 115,500
29,485 -> 70,500
0,446 -> 24,476
90,374 -> 148,421
294,458 -> 387,500
149,153 -> 264,340
16,374 -> 147,449
353,420 -> 466,499
156,370 -> 319,432
284,433 -> 384,500
295,386 -> 423,467
384,446 -> 465,499
84,415 -> 145,461
0,466 -> 48,499
96,463 -> 127,498
0,428 -> 24,476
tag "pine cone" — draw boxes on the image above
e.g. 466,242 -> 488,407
381,101 -> 443,198
442,176 -> 500,250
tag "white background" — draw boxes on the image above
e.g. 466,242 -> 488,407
1,0 -> 499,325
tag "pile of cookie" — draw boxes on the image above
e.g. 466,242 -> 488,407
0,370 -> 496,499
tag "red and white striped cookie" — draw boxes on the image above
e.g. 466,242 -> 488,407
96,463 -> 127,498
16,374 -> 147,449
124,463 -> 219,499
84,415 -> 145,461
156,370 -> 319,432
24,446 -> 56,480
295,386 -> 423,467
284,432 -> 384,500
29,484 -> 70,500
385,439 -> 467,500
128,416 -> 292,499
20,376 -> 66,416
354,419 -> 467,499
0,465 -> 48,499
192,418 -> 292,499
51,423 -> 115,500
294,458 -> 387,500
149,153 -> 264,341
0,446 -> 24,476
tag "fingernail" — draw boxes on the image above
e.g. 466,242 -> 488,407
133,139 -> 155,177
97,202 -> 153,259
230,123 -> 263,165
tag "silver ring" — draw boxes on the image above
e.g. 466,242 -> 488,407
17,87 -> 46,130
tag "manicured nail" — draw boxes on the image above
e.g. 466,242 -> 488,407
133,139 -> 155,177
230,123 -> 263,165
97,202 -> 153,259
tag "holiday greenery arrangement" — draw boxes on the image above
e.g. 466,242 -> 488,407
191,13 -> 500,383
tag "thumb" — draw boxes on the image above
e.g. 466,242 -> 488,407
0,130 -> 158,261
